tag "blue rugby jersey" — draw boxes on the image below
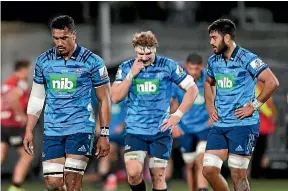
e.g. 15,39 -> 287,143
207,46 -> 268,127
33,45 -> 110,136
115,56 -> 188,135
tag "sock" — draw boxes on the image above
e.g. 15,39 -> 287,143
152,189 -> 167,191
129,180 -> 146,191
12,182 -> 22,188
197,189 -> 208,191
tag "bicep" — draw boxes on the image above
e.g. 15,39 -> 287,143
257,68 -> 277,83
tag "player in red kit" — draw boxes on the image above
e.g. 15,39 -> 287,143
1,59 -> 34,191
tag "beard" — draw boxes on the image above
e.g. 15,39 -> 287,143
214,40 -> 228,55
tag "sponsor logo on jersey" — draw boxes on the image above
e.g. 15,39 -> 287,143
134,79 -> 159,94
215,74 -> 235,90
50,75 -> 77,92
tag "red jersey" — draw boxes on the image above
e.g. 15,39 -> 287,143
1,75 -> 30,128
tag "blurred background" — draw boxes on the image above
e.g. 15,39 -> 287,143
1,1 -> 288,191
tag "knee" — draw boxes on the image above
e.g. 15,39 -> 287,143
45,177 -> 63,190
150,168 -> 166,186
126,165 -> 142,181
64,172 -> 82,191
202,166 -> 219,179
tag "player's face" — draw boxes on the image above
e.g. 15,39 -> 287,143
136,51 -> 155,66
185,63 -> 203,80
52,27 -> 76,56
209,31 -> 228,54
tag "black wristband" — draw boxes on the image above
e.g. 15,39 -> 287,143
100,126 -> 109,137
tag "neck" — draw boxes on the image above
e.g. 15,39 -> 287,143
223,42 -> 236,61
63,44 -> 77,60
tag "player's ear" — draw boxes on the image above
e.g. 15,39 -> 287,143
224,34 -> 232,44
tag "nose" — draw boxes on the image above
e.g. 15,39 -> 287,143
56,39 -> 63,47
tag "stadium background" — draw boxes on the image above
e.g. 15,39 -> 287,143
1,1 -> 288,190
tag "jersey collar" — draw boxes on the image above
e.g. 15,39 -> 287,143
56,44 -> 81,60
229,45 -> 239,61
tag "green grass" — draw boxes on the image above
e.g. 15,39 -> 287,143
2,179 -> 288,191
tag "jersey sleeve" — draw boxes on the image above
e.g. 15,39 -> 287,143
115,63 -> 128,82
246,57 -> 268,78
33,58 -> 45,84
170,61 -> 187,84
90,56 -> 110,87
206,59 -> 215,79
171,83 -> 178,99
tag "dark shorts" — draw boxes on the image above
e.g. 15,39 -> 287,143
110,131 -> 125,146
206,123 -> 259,156
42,133 -> 96,161
1,126 -> 25,147
124,131 -> 173,160
179,128 -> 210,153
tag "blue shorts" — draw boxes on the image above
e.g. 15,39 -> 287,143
179,128 -> 210,153
110,131 -> 125,146
124,131 -> 173,160
206,124 -> 259,156
42,133 -> 96,161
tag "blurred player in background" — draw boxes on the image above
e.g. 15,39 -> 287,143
1,59 -> 33,191
111,31 -> 199,191
91,78 -> 127,191
171,53 -> 210,191
203,19 -> 279,191
22,15 -> 111,191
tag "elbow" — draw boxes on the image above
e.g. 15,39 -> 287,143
111,94 -> 120,104
270,78 -> 280,90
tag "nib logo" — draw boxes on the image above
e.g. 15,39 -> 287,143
134,79 -> 159,95
50,75 -> 77,92
216,74 -> 235,90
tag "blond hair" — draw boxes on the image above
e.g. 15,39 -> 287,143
132,31 -> 158,48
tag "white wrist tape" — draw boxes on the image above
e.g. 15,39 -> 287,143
172,109 -> 184,119
251,99 -> 263,110
126,71 -> 134,81
27,82 -> 46,118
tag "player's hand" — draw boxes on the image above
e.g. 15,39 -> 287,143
234,102 -> 254,119
208,106 -> 219,122
23,130 -> 34,156
96,137 -> 110,158
131,59 -> 144,76
171,126 -> 184,138
206,118 -> 214,127
114,125 -> 124,134
161,115 -> 181,133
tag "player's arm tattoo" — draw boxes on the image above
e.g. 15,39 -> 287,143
236,178 -> 250,191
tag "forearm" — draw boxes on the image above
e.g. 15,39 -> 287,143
177,85 -> 198,113
111,80 -> 132,103
98,96 -> 111,127
25,114 -> 39,133
204,82 -> 215,109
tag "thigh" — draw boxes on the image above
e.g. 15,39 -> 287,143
65,133 -> 96,157
227,124 -> 259,156
42,135 -> 66,161
206,126 -> 228,151
179,133 -> 195,153
124,133 -> 149,154
149,131 -> 173,160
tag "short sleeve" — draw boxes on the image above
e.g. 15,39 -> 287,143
171,62 -> 187,84
246,57 -> 268,78
115,63 -> 128,82
206,60 -> 215,79
33,58 -> 45,84
90,56 -> 110,87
